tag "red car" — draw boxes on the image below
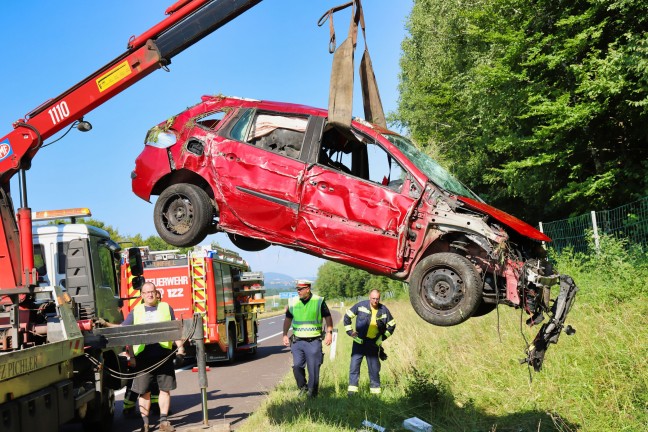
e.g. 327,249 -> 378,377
132,96 -> 577,370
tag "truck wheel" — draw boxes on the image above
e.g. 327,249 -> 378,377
82,389 -> 114,432
154,184 -> 213,247
227,329 -> 237,363
409,253 -> 482,327
227,233 -> 270,251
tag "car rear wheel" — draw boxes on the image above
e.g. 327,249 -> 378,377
409,253 -> 482,326
154,183 -> 213,247
227,233 -> 270,251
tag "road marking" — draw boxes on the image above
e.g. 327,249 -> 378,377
258,331 -> 283,343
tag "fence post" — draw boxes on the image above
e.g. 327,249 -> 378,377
538,222 -> 546,248
591,211 -> 600,252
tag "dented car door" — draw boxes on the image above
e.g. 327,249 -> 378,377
296,133 -> 418,271
213,109 -> 310,240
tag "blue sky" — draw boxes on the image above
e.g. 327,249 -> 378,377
2,0 -> 413,277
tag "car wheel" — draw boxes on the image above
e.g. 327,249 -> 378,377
227,233 -> 270,251
409,253 -> 482,326
154,184 -> 213,247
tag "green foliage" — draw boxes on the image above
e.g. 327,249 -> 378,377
241,285 -> 647,431
394,0 -> 648,223
314,262 -> 406,300
550,232 -> 648,303
78,218 -> 191,254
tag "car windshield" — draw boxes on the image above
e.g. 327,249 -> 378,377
383,133 -> 481,200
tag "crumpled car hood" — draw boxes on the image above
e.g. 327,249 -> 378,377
457,196 -> 551,242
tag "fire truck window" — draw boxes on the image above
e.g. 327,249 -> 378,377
221,264 -> 234,311
212,262 -> 226,320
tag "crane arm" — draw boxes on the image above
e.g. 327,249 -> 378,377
0,0 -> 262,289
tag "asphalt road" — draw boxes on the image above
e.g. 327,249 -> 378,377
61,311 -> 341,431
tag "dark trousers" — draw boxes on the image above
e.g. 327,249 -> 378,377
291,338 -> 323,395
349,340 -> 381,390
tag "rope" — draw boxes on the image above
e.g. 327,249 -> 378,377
87,317 -> 198,380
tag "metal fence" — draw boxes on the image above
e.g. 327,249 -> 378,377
539,196 -> 648,253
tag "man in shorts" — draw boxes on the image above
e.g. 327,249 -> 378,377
122,282 -> 185,432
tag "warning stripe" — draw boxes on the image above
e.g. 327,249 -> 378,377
190,255 -> 210,342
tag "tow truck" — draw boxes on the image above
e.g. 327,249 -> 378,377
0,2 -> 266,431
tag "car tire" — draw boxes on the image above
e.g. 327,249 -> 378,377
409,253 -> 482,326
154,184 -> 213,247
227,233 -> 270,251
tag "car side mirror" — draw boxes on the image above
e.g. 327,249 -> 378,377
128,247 -> 144,277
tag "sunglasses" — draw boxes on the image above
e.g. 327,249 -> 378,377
296,287 -> 309,291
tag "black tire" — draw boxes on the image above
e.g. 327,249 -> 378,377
154,183 -> 213,247
227,328 -> 237,363
409,253 -> 482,326
227,233 -> 270,251
82,389 -> 114,432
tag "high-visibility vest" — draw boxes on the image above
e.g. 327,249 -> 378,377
289,295 -> 323,338
132,302 -> 173,356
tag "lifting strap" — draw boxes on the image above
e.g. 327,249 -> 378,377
318,0 -> 386,131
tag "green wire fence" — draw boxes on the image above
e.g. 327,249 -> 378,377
539,196 -> 648,253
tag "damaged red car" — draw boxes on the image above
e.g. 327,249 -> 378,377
132,95 -> 577,370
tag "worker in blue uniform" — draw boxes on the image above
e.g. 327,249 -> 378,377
344,289 -> 396,395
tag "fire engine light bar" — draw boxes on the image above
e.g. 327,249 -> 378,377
32,207 -> 92,221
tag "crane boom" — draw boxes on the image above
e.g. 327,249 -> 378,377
0,0 -> 262,289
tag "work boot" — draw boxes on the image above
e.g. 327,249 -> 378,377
159,420 -> 176,432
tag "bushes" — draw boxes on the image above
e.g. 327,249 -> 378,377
551,232 -> 648,303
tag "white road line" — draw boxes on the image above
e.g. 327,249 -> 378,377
257,331 -> 283,343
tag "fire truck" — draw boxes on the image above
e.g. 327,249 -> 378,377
0,2 -> 267,431
120,247 -> 265,362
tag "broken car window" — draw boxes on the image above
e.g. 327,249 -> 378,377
319,127 -> 407,193
384,133 -> 481,201
230,110 -> 307,159
197,110 -> 226,130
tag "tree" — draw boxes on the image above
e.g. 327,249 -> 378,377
314,262 -> 405,299
394,0 -> 648,222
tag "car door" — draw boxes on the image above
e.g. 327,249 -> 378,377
212,108 -> 310,241
296,128 -> 418,270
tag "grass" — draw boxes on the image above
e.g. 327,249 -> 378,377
239,237 -> 648,431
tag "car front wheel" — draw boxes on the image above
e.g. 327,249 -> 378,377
154,183 -> 213,247
409,253 -> 482,326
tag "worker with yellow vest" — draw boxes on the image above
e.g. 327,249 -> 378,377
282,280 -> 334,398
121,282 -> 185,432
344,289 -> 396,395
